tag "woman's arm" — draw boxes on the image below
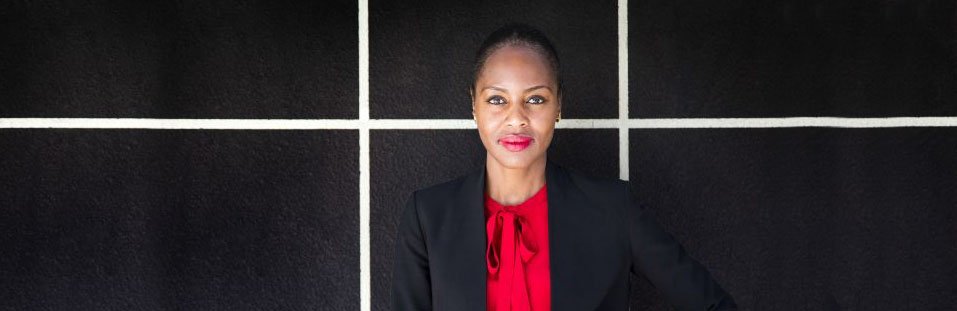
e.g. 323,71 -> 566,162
392,191 -> 432,310
624,184 -> 738,310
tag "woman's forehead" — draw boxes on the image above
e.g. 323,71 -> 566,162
477,46 -> 558,87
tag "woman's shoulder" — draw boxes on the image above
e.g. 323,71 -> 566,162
560,164 -> 631,196
413,171 -> 477,196
551,163 -> 638,227
405,166 -> 483,207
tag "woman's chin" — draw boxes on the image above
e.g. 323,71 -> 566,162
489,150 -> 544,170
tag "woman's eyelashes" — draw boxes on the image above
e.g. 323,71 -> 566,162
486,95 -> 547,105
526,95 -> 545,105
488,95 -> 506,105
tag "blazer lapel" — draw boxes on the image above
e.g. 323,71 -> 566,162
446,162 -> 489,310
547,159 -> 616,311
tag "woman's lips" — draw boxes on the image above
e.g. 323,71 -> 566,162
499,134 -> 533,152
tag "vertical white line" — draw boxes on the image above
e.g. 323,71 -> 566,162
619,129 -> 629,181
359,127 -> 371,311
358,0 -> 370,122
618,0 -> 630,181
358,0 -> 371,310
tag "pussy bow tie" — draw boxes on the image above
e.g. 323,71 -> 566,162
486,207 -> 537,311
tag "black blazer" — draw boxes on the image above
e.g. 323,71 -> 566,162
392,159 -> 736,310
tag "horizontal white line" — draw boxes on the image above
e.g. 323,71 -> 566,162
625,117 -> 957,128
2,117 -> 957,129
0,118 -> 363,129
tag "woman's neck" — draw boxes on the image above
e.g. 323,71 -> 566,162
485,155 -> 547,206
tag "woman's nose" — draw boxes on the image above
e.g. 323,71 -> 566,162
505,101 -> 529,128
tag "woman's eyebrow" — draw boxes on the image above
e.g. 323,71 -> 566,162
482,86 -> 508,93
481,85 -> 552,93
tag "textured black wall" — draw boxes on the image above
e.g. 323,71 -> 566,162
2,0 -> 956,310
631,0 -> 957,117
370,0 -> 618,119
0,0 -> 358,118
0,130 -> 360,309
0,0 -> 362,309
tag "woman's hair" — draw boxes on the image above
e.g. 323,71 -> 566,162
470,23 -> 562,95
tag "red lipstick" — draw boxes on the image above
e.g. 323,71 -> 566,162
499,134 -> 533,152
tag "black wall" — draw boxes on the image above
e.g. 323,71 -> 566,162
2,0 -> 955,310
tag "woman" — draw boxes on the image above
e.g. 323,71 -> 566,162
392,24 -> 736,310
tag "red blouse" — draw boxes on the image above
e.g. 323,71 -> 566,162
484,183 -> 550,311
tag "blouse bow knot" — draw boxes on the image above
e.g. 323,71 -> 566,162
486,207 -> 538,310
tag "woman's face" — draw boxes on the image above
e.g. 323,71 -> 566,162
472,45 -> 561,170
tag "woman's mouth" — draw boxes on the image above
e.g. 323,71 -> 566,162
499,135 -> 533,152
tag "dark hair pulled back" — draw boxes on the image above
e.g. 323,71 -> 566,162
470,23 -> 562,95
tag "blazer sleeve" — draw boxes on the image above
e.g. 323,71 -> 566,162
392,191 -> 432,310
624,184 -> 738,310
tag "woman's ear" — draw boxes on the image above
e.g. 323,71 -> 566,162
557,93 -> 562,116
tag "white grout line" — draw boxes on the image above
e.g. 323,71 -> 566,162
623,117 -> 957,128
618,0 -> 630,181
358,0 -> 371,310
0,118 -> 363,129
619,128 -> 629,179
5,117 -> 957,129
359,128 -> 371,311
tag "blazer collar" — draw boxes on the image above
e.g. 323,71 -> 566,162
453,158 -> 604,310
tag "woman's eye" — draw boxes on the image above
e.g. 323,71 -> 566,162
488,96 -> 506,105
526,96 -> 545,105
